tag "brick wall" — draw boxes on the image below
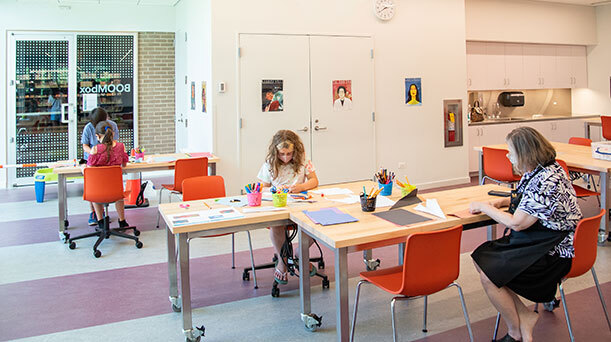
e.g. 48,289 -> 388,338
138,32 -> 175,154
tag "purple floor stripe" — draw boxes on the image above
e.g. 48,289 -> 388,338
411,282 -> 611,342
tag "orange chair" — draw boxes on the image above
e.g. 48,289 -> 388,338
568,137 -> 592,146
350,225 -> 473,342
601,116 -> 611,140
68,166 -> 142,258
156,157 -> 208,229
180,176 -> 259,288
567,137 -> 599,197
557,159 -> 600,206
481,147 -> 521,187
492,210 -> 609,342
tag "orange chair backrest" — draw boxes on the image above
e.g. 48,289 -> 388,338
556,159 -> 570,177
568,137 -> 592,146
601,116 -> 611,141
482,147 -> 521,182
173,157 -> 208,193
400,225 -> 463,296
182,176 -> 226,201
566,209 -> 605,279
83,165 -> 125,204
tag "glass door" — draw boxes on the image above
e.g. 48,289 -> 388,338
8,33 -> 77,185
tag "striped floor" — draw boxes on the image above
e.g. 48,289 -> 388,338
1,176 -> 609,341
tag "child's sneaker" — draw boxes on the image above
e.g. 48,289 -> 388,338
88,212 -> 97,226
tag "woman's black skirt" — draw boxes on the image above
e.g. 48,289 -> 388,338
504,254 -> 571,303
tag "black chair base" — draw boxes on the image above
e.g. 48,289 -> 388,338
68,214 -> 142,258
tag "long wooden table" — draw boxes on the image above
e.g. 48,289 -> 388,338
475,142 -> 610,243
159,180 -> 503,342
53,153 -> 218,241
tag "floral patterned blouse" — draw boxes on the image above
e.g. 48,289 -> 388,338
516,161 -> 583,258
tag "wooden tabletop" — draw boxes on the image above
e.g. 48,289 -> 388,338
474,142 -> 611,173
159,180 -> 507,248
53,153 -> 219,175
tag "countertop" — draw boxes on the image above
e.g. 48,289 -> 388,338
469,114 -> 600,126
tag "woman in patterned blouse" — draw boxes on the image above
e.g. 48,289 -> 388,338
469,126 -> 582,342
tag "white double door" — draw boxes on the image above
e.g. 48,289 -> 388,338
239,34 -> 375,186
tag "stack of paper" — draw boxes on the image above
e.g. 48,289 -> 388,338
303,208 -> 358,226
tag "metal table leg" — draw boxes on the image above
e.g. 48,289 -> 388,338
178,232 -> 204,341
487,224 -> 497,241
398,243 -> 405,265
58,174 -> 69,241
600,171 -> 609,244
478,150 -> 484,185
585,121 -> 591,140
299,227 -> 322,332
209,163 -> 216,176
167,226 -> 180,312
335,247 -> 349,342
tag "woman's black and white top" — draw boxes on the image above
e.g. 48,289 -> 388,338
516,162 -> 583,258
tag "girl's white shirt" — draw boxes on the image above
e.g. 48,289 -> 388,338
257,159 -> 315,188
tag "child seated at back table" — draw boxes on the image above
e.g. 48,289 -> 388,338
86,120 -> 130,230
257,129 -> 319,285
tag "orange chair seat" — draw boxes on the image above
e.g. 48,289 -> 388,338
162,184 -> 178,192
573,184 -> 600,198
359,266 -> 404,294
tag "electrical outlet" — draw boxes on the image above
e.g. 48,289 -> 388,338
398,162 -> 406,169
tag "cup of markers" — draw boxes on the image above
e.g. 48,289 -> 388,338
245,182 -> 262,207
375,168 -> 395,196
360,186 -> 381,212
271,186 -> 289,207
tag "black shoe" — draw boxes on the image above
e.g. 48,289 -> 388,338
97,219 -> 105,231
495,333 -> 521,342
119,220 -> 130,228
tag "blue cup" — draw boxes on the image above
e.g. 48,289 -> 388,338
378,181 -> 393,196
35,175 -> 45,203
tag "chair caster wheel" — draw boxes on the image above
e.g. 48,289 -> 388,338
242,272 -> 250,281
302,313 -> 322,332
422,329 -> 428,333
133,229 -> 140,236
135,241 -> 143,249
271,285 -> 280,297
318,260 -> 325,269
94,250 -> 102,258
186,337 -> 200,342
322,278 -> 330,289
69,242 -> 76,250
172,304 -> 181,312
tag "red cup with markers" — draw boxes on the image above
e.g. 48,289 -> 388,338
245,182 -> 262,207
247,192 -> 262,207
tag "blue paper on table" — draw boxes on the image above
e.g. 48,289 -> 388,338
303,208 -> 358,226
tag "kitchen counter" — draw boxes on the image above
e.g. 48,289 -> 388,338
469,114 -> 600,126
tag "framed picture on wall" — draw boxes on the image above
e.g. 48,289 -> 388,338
443,99 -> 463,147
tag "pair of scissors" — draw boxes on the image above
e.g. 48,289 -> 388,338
179,204 -> 190,209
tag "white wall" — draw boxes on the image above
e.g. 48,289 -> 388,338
174,0 -> 213,154
0,1 -> 175,187
572,4 -> 611,116
465,0 -> 597,45
210,0 -> 469,195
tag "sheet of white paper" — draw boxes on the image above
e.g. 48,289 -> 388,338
330,194 -> 360,204
414,198 -> 446,219
242,207 -> 287,213
310,188 -> 354,196
375,196 -> 396,208
167,207 -> 244,226
261,192 -> 273,201
83,94 -> 98,111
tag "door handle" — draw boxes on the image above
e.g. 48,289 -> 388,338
314,125 -> 327,131
297,126 -> 309,132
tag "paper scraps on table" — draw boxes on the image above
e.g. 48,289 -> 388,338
330,194 -> 360,204
375,195 -> 396,208
168,207 -> 244,226
448,209 -> 475,219
310,188 -> 354,196
414,198 -> 446,219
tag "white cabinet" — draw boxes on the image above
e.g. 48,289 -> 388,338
468,42 -> 586,91
556,45 -> 587,89
466,42 -> 487,90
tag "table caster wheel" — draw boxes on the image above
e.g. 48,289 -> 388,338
322,278 -> 330,289
64,220 -> 69,228
302,313 -> 322,332
69,242 -> 76,250
62,232 -> 70,242
94,250 -> 102,258
133,229 -> 140,236
242,271 -> 250,281
135,241 -> 143,249
186,337 -> 200,342
172,304 -> 181,312
543,298 -> 560,312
